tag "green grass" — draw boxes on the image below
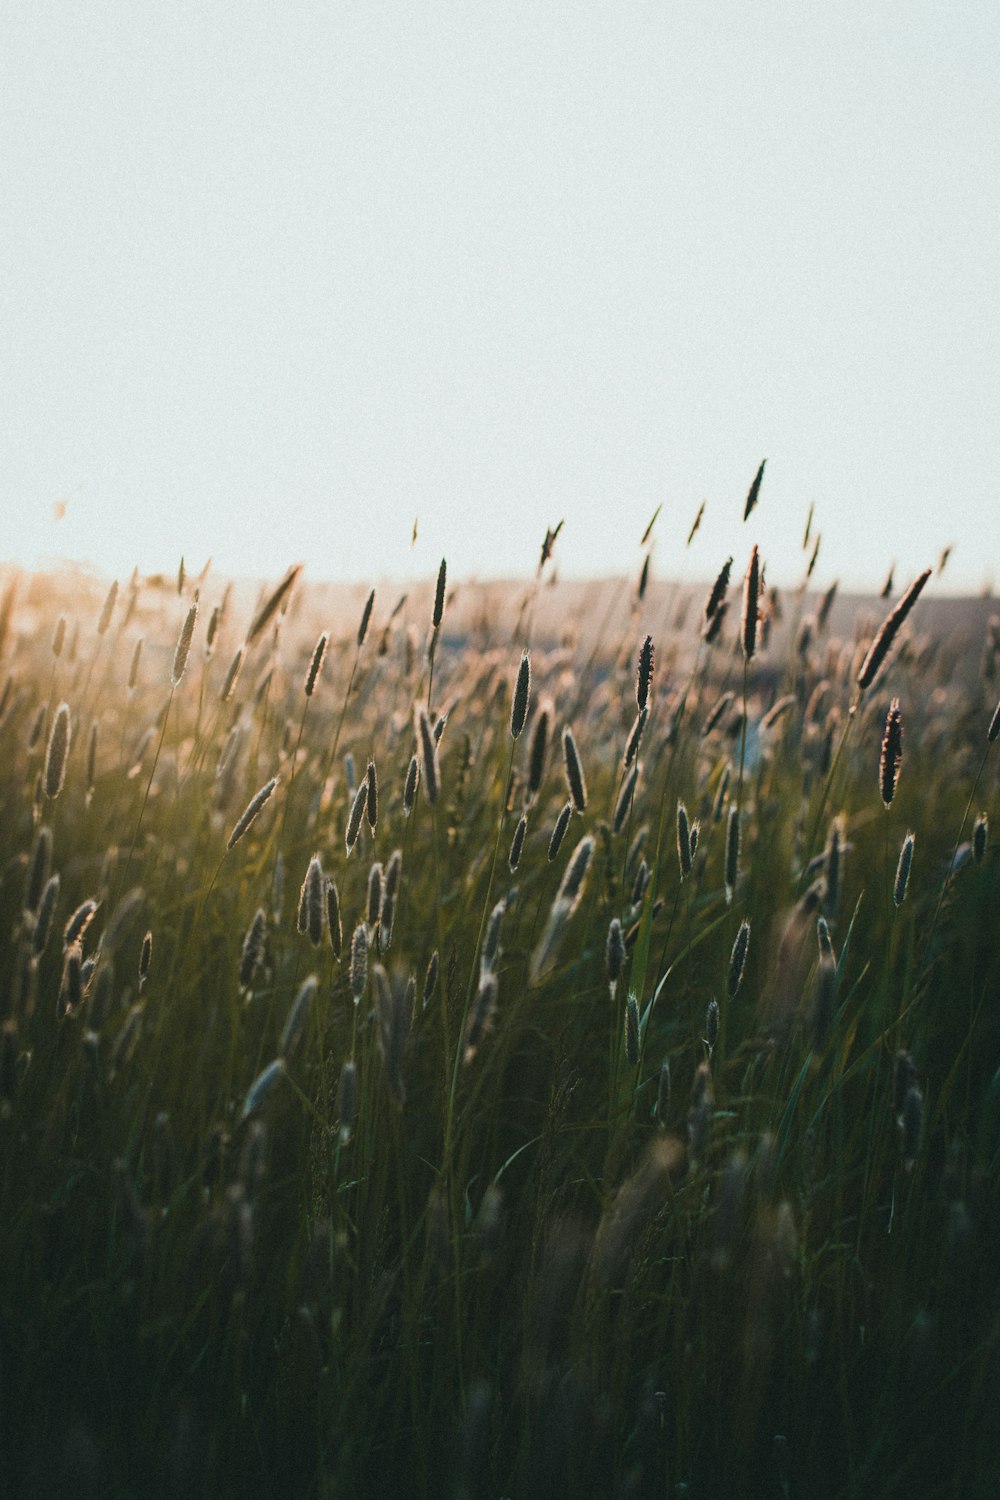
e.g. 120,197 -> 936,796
0,555 -> 997,1499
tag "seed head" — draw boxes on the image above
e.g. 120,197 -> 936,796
403,753 -> 420,815
346,777 -> 368,853
556,835 -> 594,910
97,579 -> 118,635
879,698 -> 903,807
239,907 -> 267,990
241,1059 -> 285,1121
298,855 -> 326,946
44,702 -> 71,800
857,569 -> 932,691
705,998 -> 719,1052
246,566 -> 301,646
304,632 -> 328,696
326,879 -> 343,957
704,598 -> 729,645
64,898 -> 98,949
704,557 -> 732,623
677,801 -> 693,879
724,807 -> 740,904
562,726 -> 587,812
511,651 -> 531,739
636,634 -> 654,713
59,942 -> 83,1019
357,587 -> 375,647
366,758 -> 378,830
366,861 -> 383,930
702,691 -> 735,737
526,699 -> 551,802
480,898 -> 506,978
171,602 -> 198,688
548,801 -> 573,862
433,557 -> 447,629
972,814 -> 988,865
893,833 -> 915,906
743,459 -> 766,521
508,813 -> 528,873
349,922 -> 368,1003
227,776 -> 279,851
741,545 -> 760,661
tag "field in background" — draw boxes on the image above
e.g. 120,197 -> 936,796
0,550 -> 998,1499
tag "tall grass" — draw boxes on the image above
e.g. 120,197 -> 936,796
0,547 -> 996,1499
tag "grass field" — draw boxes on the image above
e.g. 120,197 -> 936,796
0,541 -> 997,1499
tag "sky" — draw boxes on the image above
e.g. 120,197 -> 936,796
2,1 -> 998,593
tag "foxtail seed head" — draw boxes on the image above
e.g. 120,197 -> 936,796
326,879 -> 342,957
304,632 -> 328,696
365,758 -> 378,830
972,814 -> 988,864
548,801 -> 573,862
346,777 -> 368,854
704,557 -> 732,623
677,801 -> 693,878
526,700 -> 551,801
403,754 -> 419,815
893,833 -> 915,906
724,806 -> 740,904
562,727 -> 587,812
857,569 -> 932,691
880,698 -> 903,807
508,813 -> 527,873
227,776 -> 279,851
511,651 -> 531,739
44,702 -> 71,800
357,587 -> 375,647
298,856 -> 325,946
171,602 -> 198,688
741,546 -> 760,661
636,634 -> 654,713
349,922 -> 368,1003
239,908 -> 267,991
433,557 -> 447,629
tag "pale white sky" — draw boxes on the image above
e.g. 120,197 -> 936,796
2,2 -> 998,591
